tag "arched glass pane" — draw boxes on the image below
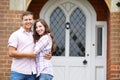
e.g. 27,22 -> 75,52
70,8 -> 86,57
50,7 -> 66,56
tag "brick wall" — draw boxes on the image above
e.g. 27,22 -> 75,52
107,12 -> 111,80
0,0 -> 23,80
109,12 -> 120,80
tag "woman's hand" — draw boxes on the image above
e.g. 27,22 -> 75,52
44,53 -> 52,60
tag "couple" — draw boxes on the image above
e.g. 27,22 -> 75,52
8,11 -> 55,80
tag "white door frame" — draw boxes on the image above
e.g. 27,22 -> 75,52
39,0 -> 107,80
95,21 -> 107,80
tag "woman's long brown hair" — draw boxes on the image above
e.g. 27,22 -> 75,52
33,19 -> 56,53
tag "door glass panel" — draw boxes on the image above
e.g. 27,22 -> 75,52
97,28 -> 102,56
50,7 -> 66,56
70,8 -> 86,57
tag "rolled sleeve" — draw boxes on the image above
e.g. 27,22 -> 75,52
8,32 -> 18,48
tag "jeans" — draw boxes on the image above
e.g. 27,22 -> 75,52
10,71 -> 36,80
37,73 -> 53,80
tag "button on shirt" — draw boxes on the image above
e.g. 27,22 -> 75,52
8,27 -> 36,75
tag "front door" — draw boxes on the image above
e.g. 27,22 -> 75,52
49,6 -> 90,80
40,0 -> 106,80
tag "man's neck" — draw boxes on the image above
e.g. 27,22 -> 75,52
25,29 -> 31,32
23,27 -> 31,32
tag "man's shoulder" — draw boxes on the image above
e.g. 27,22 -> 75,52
10,28 -> 21,36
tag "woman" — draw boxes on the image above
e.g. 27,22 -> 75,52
33,19 -> 56,80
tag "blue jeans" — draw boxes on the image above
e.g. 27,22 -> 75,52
38,73 -> 53,80
10,71 -> 36,80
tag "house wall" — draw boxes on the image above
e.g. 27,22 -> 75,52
0,0 -> 23,80
27,0 -> 48,19
109,12 -> 120,80
0,0 -> 119,80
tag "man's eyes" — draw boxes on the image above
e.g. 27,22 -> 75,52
24,19 -> 32,21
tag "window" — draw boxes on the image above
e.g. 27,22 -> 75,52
97,27 -> 102,56
96,22 -> 107,57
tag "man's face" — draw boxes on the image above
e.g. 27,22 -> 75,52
22,15 -> 34,30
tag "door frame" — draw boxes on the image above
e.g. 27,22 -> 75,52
40,0 -> 98,80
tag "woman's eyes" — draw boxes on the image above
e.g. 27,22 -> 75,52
36,26 -> 42,28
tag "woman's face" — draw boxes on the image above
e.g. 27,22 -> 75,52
35,21 -> 45,36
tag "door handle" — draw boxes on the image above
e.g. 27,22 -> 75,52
83,59 -> 87,65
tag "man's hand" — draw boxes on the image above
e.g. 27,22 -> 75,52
26,52 -> 37,58
44,53 -> 52,60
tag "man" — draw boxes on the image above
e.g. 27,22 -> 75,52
8,11 -> 51,80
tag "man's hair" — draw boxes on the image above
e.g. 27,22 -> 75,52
21,11 -> 33,20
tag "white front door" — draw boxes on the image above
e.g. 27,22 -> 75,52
48,5 -> 91,80
40,0 -> 106,80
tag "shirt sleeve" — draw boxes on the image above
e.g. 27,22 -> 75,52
34,35 -> 50,53
8,32 -> 18,48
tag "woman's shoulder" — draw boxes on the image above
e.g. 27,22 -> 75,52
40,34 -> 51,40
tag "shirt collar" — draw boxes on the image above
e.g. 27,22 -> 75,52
20,27 -> 33,33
